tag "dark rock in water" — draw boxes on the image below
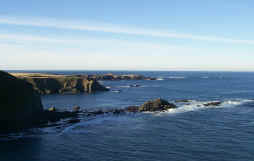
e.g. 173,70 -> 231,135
125,106 -> 139,112
90,110 -> 104,115
72,106 -> 81,112
112,109 -> 125,114
145,78 -> 157,80
203,101 -> 222,106
139,98 -> 177,112
175,99 -> 192,103
0,71 -> 43,133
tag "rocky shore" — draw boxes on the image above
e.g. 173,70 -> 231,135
0,70 -> 167,133
0,71 -> 224,133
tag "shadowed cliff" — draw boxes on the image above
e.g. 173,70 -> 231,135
0,71 -> 44,132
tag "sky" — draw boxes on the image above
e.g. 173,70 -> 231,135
0,0 -> 254,71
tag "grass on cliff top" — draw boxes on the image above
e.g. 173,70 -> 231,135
10,73 -> 79,79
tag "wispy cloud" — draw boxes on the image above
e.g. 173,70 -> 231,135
0,33 -> 65,43
1,16 -> 254,45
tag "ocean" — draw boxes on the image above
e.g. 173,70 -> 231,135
1,71 -> 254,161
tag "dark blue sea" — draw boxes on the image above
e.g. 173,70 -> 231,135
1,71 -> 254,161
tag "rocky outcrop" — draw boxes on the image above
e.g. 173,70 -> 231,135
12,73 -> 108,95
80,98 -> 176,114
0,71 -> 43,132
139,98 -> 177,111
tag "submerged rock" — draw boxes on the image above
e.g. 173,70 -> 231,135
203,101 -> 222,106
139,98 -> 177,112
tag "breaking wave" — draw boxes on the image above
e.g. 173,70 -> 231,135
158,99 -> 254,115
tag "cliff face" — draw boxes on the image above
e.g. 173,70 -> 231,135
0,71 -> 43,132
18,76 -> 108,95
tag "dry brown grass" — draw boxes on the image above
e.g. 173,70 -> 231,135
10,73 -> 68,78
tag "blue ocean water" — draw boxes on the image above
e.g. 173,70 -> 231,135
1,71 -> 254,161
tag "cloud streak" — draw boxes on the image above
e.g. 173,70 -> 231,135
1,16 -> 254,45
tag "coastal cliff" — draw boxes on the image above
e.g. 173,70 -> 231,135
11,73 -> 109,94
0,71 -> 43,132
0,71 -> 81,132
10,72 -> 155,95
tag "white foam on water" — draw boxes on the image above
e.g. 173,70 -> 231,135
119,85 -> 131,88
156,78 -> 164,80
167,76 -> 185,79
111,90 -> 121,93
154,99 -> 254,116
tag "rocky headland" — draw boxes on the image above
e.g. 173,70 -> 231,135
11,73 -> 109,94
10,72 -> 156,95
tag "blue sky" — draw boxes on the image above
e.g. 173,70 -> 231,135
0,0 -> 254,71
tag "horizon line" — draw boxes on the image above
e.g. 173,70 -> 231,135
4,68 -> 254,72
